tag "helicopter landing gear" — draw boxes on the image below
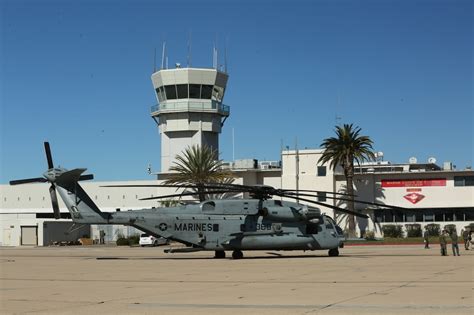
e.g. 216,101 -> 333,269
232,250 -> 244,259
328,248 -> 339,257
214,250 -> 226,259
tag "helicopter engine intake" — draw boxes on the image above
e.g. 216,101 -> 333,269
263,205 -> 321,222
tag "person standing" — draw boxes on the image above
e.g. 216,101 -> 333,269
423,226 -> 430,249
450,229 -> 460,256
469,231 -> 473,249
462,229 -> 469,250
99,230 -> 106,245
439,230 -> 448,256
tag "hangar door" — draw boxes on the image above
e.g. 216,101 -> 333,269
21,226 -> 37,245
43,222 -> 91,246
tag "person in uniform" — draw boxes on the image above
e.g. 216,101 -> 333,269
423,226 -> 430,249
439,230 -> 448,256
450,229 -> 460,256
461,229 -> 469,250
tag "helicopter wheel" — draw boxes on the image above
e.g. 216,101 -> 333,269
328,248 -> 339,257
214,251 -> 226,259
232,250 -> 243,259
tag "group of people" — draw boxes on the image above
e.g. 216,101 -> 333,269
424,227 -> 472,256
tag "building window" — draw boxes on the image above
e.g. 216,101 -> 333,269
317,166 -> 327,177
201,85 -> 213,99
189,84 -> 201,99
374,208 -> 473,223
164,85 -> 177,100
176,84 -> 188,99
317,192 -> 327,202
212,86 -> 224,102
156,87 -> 165,103
454,176 -> 474,186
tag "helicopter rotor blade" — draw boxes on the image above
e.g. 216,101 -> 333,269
9,177 -> 48,185
101,183 -> 247,190
280,189 -> 357,197
79,174 -> 94,181
284,191 -> 407,211
280,194 -> 369,219
49,184 -> 60,219
44,142 -> 54,169
139,189 -> 244,201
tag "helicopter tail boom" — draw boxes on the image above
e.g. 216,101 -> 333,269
54,170 -> 108,224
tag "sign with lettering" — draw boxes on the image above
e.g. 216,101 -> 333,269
382,179 -> 446,188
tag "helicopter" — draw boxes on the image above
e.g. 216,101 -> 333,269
10,142 -> 407,259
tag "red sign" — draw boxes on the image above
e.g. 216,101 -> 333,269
404,193 -> 425,204
382,179 -> 446,188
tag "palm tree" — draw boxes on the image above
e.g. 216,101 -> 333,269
319,124 -> 375,236
163,145 -> 233,202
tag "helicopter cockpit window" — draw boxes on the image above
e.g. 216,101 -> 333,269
326,216 -> 343,235
164,85 -> 177,100
306,223 -> 320,234
324,217 -> 334,229
202,201 -> 216,212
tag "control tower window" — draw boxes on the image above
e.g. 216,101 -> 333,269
189,84 -> 201,99
156,87 -> 165,103
201,85 -> 213,99
177,84 -> 188,99
212,86 -> 224,102
165,85 -> 177,100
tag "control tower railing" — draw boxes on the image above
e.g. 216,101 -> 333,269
151,101 -> 230,116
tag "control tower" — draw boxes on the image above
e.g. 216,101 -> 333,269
150,67 -> 230,173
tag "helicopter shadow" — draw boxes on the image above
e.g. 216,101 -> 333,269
95,253 -> 372,261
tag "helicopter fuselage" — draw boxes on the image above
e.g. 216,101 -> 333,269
58,183 -> 344,252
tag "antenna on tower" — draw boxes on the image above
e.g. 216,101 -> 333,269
187,31 -> 192,67
212,44 -> 217,69
224,36 -> 228,73
161,41 -> 166,70
213,34 -> 219,69
153,47 -> 157,73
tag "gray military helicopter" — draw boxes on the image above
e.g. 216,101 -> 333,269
10,142 -> 406,259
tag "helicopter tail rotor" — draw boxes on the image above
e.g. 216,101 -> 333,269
9,142 -> 94,219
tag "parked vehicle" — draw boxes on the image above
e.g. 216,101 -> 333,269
139,234 -> 169,247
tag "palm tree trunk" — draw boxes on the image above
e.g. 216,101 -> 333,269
346,175 -> 356,237
345,159 -> 356,237
197,184 -> 206,202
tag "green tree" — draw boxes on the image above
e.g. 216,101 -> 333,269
318,124 -> 375,236
164,145 -> 233,202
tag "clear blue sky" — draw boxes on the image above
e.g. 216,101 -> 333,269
1,0 -> 472,183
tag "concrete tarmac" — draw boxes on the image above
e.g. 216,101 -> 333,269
1,245 -> 473,314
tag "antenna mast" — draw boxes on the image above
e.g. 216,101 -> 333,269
224,36 -> 228,73
161,41 -> 166,70
153,48 -> 157,73
187,31 -> 192,67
